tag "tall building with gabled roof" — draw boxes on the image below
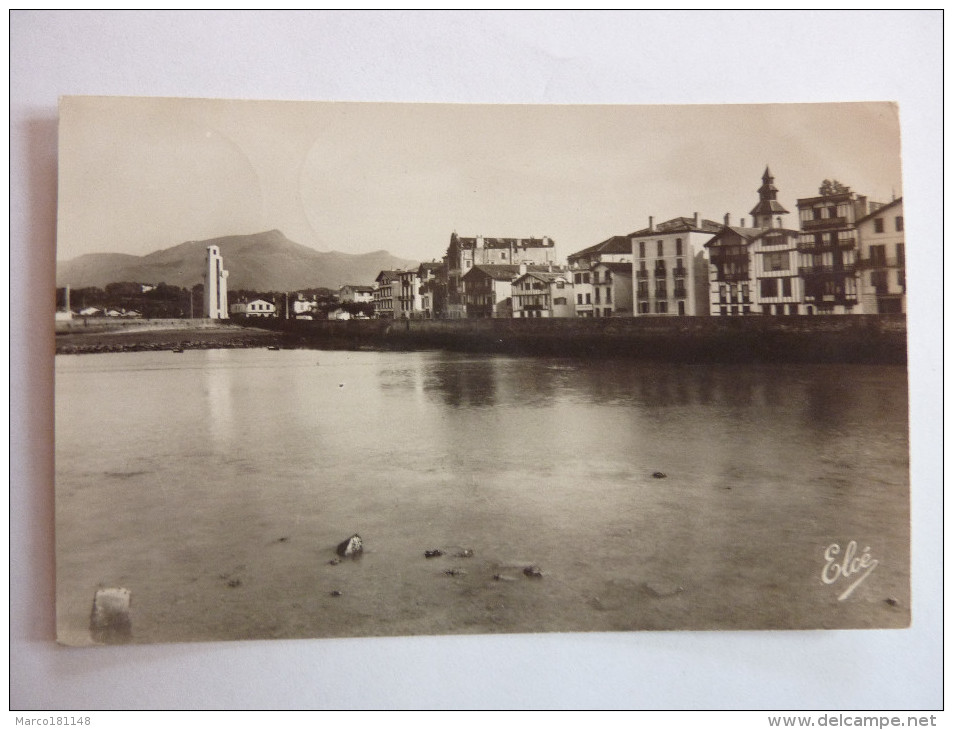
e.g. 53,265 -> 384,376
630,214 -> 714,316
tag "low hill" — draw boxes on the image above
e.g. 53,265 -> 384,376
57,230 -> 418,291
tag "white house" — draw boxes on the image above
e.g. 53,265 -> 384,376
230,299 -> 277,317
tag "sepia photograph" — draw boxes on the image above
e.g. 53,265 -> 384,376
54,96 -> 910,646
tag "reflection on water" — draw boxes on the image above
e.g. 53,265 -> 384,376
55,349 -> 910,642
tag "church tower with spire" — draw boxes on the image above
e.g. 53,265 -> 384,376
749,166 -> 789,229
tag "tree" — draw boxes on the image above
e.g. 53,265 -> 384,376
819,179 -> 850,196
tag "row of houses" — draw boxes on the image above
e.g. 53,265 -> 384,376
229,284 -> 377,320
368,169 -> 905,319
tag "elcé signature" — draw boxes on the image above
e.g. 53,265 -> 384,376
821,541 -> 879,601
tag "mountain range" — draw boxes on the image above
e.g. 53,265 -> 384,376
56,230 -> 419,291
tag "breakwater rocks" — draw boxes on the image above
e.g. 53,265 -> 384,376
55,327 -> 287,355
247,314 -> 907,365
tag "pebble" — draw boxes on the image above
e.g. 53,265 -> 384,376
445,568 -> 467,577
424,549 -> 444,558
652,472 -> 667,479
644,581 -> 683,597
330,590 -> 342,597
523,566 -> 543,578
885,597 -> 900,607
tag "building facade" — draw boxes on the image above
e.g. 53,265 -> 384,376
444,233 -> 557,318
591,261 -> 633,317
795,182 -> 876,315
203,245 -> 229,319
632,215 -> 716,316
338,285 -> 374,304
230,299 -> 276,317
856,197 -> 905,314
373,270 -> 398,319
511,269 -> 575,318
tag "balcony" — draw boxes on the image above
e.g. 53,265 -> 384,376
673,287 -> 687,299
856,256 -> 901,270
801,216 -> 848,230
653,268 -> 666,278
798,263 -> 857,276
673,267 -> 688,278
636,270 -> 649,280
655,288 -> 668,299
797,238 -> 855,254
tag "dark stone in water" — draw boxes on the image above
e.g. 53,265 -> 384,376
336,534 -> 363,558
445,568 -> 467,577
330,590 -> 343,597
456,548 -> 474,558
424,549 -> 444,558
885,597 -> 900,607
652,472 -> 667,479
523,566 -> 543,578
328,558 -> 341,566
226,578 -> 242,588
90,588 -> 132,644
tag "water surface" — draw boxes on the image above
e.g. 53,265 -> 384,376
55,349 -> 910,643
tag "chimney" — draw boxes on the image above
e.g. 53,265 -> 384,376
693,212 -> 699,227
519,262 -> 527,276
724,212 -> 731,226
648,216 -> 655,232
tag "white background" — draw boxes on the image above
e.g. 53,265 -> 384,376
9,10 -> 943,710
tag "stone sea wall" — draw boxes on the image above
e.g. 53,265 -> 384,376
253,314 -> 908,364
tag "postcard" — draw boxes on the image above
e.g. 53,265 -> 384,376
55,97 -> 908,645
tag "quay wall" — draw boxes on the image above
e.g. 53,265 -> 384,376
254,315 -> 907,364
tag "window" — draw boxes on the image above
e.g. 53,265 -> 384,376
554,297 -> 567,305
676,238 -> 683,256
637,282 -> 648,298
639,241 -> 645,258
606,288 -> 612,303
655,301 -> 668,314
760,278 -> 778,298
870,244 -> 887,267
874,218 -> 884,233
657,241 -> 664,257
896,243 -> 905,267
720,306 -> 728,316
765,252 -> 787,271
782,278 -> 792,297
895,216 -> 904,232
585,293 -> 591,304
741,283 -> 750,303
639,301 -> 650,314
501,252 -> 506,260
577,293 -> 583,305
594,289 -> 601,304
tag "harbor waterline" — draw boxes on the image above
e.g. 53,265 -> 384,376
55,348 -> 910,644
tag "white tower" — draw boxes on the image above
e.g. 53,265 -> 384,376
204,245 -> 229,319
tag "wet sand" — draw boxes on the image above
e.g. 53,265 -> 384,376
55,321 -> 285,354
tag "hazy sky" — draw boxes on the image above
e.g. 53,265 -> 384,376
57,97 -> 903,264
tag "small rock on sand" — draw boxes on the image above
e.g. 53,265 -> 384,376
336,534 -> 363,558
